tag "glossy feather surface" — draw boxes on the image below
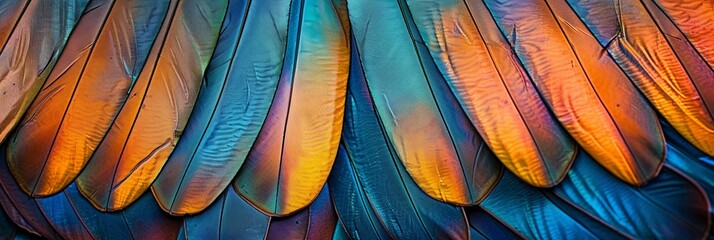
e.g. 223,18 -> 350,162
153,0 -> 290,215
234,0 -> 350,216
76,0 -> 227,211
406,0 -> 576,187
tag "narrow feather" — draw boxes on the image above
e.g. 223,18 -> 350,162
653,0 -> 714,69
77,0 -> 227,211
483,0 -> 665,185
348,0 -> 501,206
177,189 -> 270,239
265,186 -> 337,240
327,40 -> 471,240
153,0 -> 288,215
567,0 -> 714,157
0,0 -> 28,48
234,0 -> 350,216
406,0 -> 576,187
0,0 -> 88,142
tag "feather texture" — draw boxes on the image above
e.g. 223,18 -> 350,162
567,0 -> 714,158
405,0 -> 576,187
153,0 -> 289,215
75,0 -> 227,211
327,39 -> 473,240
653,0 -> 714,69
348,0 -> 502,205
7,0 -> 169,197
0,0 -> 88,142
233,0 -> 350,216
178,185 -> 336,240
483,0 -> 665,185
479,150 -> 710,239
0,0 -> 28,48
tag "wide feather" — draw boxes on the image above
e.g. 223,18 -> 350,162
0,0 -> 28,48
75,0 -> 227,211
566,0 -> 714,157
482,0 -> 665,185
405,0 -> 576,187
233,0 -> 350,216
653,0 -> 714,69
153,0 -> 289,215
327,40 -> 475,240
0,0 -> 88,143
348,0 -> 502,206
7,0 -> 170,197
265,186 -> 337,240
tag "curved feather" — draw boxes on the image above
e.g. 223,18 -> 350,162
653,0 -> 714,69
8,0 -> 170,197
234,0 -> 350,216
467,207 -> 524,240
566,0 -> 714,158
405,0 -> 576,187
0,0 -> 28,48
327,40 -> 473,240
153,0 -> 289,215
0,0 -> 88,142
483,0 -> 665,185
348,0 -> 502,206
75,0 -> 227,211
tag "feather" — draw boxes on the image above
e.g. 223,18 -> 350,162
233,0 -> 350,216
152,0 -> 288,215
348,0 -> 502,206
265,185 -> 337,240
483,0 -> 665,185
662,122 -> 714,218
0,0 -> 88,142
34,183 -> 181,239
74,0 -> 227,211
0,0 -> 28,48
177,189 -> 269,239
479,149 -> 710,239
178,185 -> 336,240
0,145 -> 63,239
327,39 -> 473,240
6,0 -> 160,198
405,0 -> 576,187
653,0 -> 714,69
566,0 -> 714,158
467,207 -> 525,240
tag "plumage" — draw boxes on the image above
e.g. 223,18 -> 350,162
153,0 -> 289,215
348,0 -> 502,206
327,41 -> 474,240
1,1 -> 713,239
653,0 -> 714,69
0,0 -> 88,143
406,0 -> 576,187
567,0 -> 714,159
178,185 -> 336,240
75,0 -> 227,211
233,0 -> 350,216
0,0 -> 28,48
483,0 -> 665,185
